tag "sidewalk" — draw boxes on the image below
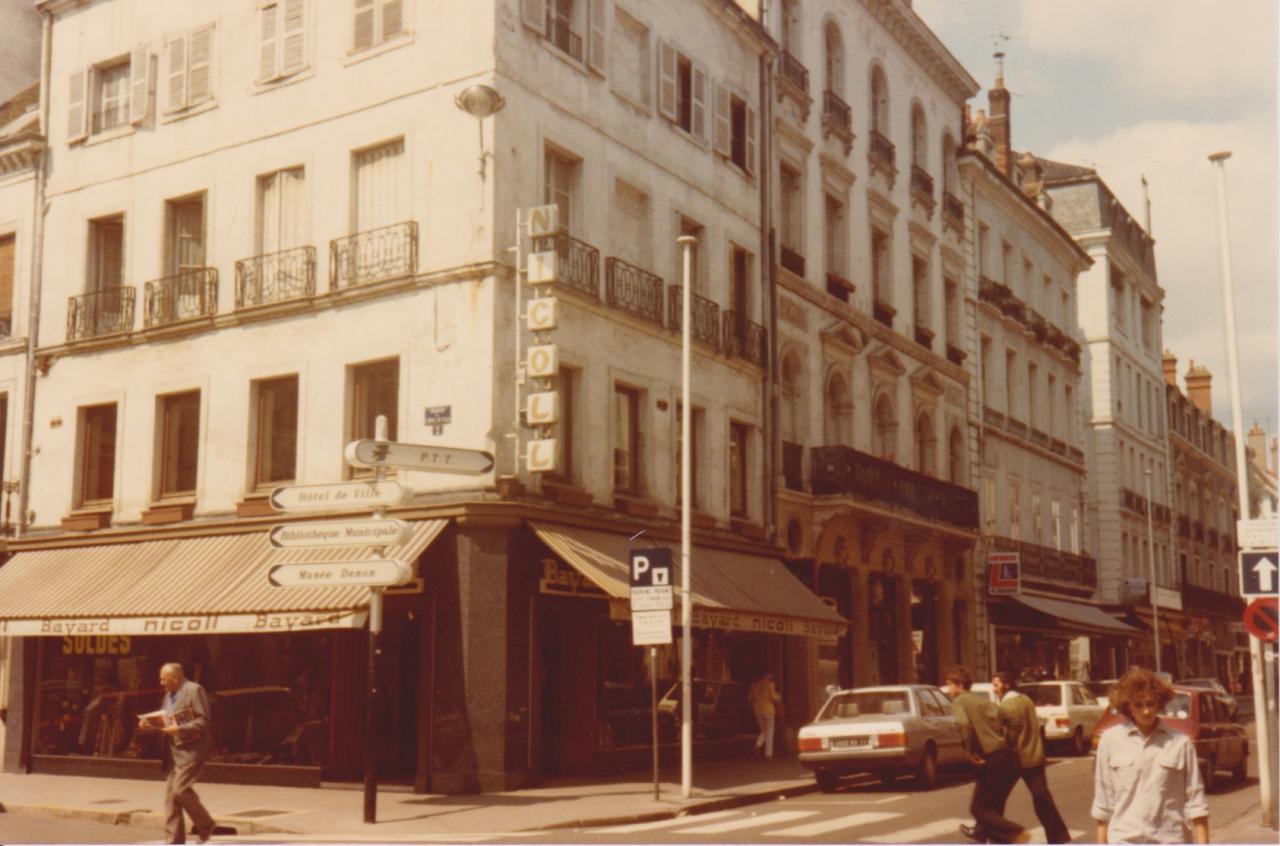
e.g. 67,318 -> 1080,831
0,758 -> 817,840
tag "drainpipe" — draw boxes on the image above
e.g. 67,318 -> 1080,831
759,4 -> 776,543
17,10 -> 52,539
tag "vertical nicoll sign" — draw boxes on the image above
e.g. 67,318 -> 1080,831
521,205 -> 561,474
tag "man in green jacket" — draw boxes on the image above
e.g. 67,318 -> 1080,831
943,666 -> 1029,845
994,671 -> 1070,843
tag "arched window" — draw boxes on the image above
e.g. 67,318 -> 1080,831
948,425 -> 965,485
915,411 -> 936,476
780,350 -> 803,443
911,102 -> 927,169
870,65 -> 888,135
824,369 -> 852,446
874,393 -> 896,460
824,21 -> 844,98
941,132 -> 957,195
781,0 -> 801,56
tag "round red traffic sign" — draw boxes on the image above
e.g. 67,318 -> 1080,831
1243,597 -> 1279,642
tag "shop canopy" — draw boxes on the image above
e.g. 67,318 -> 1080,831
529,521 -> 848,638
1009,594 -> 1140,637
0,519 -> 447,636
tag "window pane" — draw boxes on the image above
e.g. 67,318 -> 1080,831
82,404 -> 117,503
161,392 -> 200,496
352,359 -> 399,442
256,376 -> 299,486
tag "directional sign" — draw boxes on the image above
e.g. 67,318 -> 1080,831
630,548 -> 674,612
268,558 -> 412,588
1237,517 -> 1278,550
270,480 -> 408,512
1243,597 -> 1279,643
1240,550 -> 1280,598
268,519 -> 408,549
345,440 -> 494,475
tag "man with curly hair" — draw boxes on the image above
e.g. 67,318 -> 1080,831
1092,667 -> 1209,844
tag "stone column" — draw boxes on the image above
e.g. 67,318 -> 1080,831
850,567 -> 872,687
2,637 -> 34,774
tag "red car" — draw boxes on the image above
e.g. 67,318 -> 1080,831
1091,684 -> 1248,792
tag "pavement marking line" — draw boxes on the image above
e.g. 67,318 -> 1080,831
860,815 -> 974,843
595,809 -> 740,833
672,810 -> 818,834
1025,826 -> 1087,843
764,810 -> 902,837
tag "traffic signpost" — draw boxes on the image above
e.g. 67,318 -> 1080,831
269,480 -> 407,512
1240,550 -> 1279,598
268,559 -> 412,588
630,548 -> 673,801
345,439 -> 494,475
1244,597 -> 1279,643
268,518 -> 408,549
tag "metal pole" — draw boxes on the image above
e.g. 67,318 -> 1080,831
678,235 -> 696,799
512,209 -> 524,477
1208,150 -> 1275,829
1145,469 -> 1160,674
651,646 -> 660,801
363,415 -> 390,824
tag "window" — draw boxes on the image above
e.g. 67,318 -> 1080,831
0,233 -> 14,327
253,375 -> 299,488
544,147 -> 579,234
165,194 -> 206,276
1031,492 -> 1042,542
941,133 -> 957,194
92,59 -> 132,135
658,43 -> 706,140
729,245 -> 751,320
983,477 -> 997,533
824,22 -> 844,96
873,394 -> 895,461
350,358 -> 399,444
871,228 -> 890,306
1005,349 -> 1017,417
780,0 -> 800,55
354,139 -> 408,233
824,371 -> 852,446
1111,267 -> 1126,331
944,279 -> 959,350
677,215 -> 705,294
158,391 -> 200,497
258,0 -> 307,83
1009,481 -> 1021,540
713,87 -> 756,174
613,384 -> 641,493
915,413 -> 935,476
980,336 -> 993,402
977,223 -> 991,277
1070,506 -> 1080,553
78,404 -> 117,505
910,102 -> 926,169
524,0 -> 604,70
1047,374 -> 1057,437
610,9 -> 649,107
554,365 -> 579,483
165,24 -> 215,114
729,421 -> 750,517
780,352 -> 802,443
352,0 -> 405,53
948,426 -> 964,485
675,404 -> 703,508
1027,362 -> 1038,429
779,165 -> 803,259
256,167 -> 306,254
612,179 -> 651,267
912,256 -> 930,331
869,64 -> 888,134
90,215 -> 125,291
824,194 -> 847,281
1001,241 -> 1014,288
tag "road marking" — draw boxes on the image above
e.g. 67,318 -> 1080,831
860,815 -> 973,843
673,810 -> 817,834
765,810 -> 902,836
783,795 -> 906,806
596,809 -> 739,833
1027,826 -> 1086,843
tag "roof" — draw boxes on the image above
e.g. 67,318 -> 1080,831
1033,156 -> 1098,183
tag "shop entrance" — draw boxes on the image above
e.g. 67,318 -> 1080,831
867,574 -> 898,684
817,565 -> 853,688
376,596 -> 425,782
537,596 -> 600,775
911,579 -> 938,684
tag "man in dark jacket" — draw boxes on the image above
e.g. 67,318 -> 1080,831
994,670 -> 1070,843
942,665 -> 1029,845
140,663 -> 216,844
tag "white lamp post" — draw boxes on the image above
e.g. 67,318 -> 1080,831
677,235 -> 696,799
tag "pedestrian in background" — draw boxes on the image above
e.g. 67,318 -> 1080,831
993,670 -> 1070,844
139,663 -> 216,844
749,670 -> 781,760
1092,667 -> 1209,844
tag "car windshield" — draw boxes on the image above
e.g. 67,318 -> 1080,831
1161,694 -> 1192,719
820,691 -> 911,720
1023,685 -> 1062,706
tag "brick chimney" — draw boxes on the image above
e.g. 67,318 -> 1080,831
987,52 -> 1013,178
1162,350 -> 1178,386
1185,360 -> 1212,414
1248,424 -> 1268,474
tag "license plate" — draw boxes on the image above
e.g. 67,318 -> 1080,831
832,736 -> 869,748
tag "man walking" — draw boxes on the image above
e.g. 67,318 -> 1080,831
140,663 -> 216,844
942,666 -> 1029,845
749,670 -> 781,759
993,670 -> 1070,843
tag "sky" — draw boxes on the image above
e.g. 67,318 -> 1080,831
915,0 -> 1279,448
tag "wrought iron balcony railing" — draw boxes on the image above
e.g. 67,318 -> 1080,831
990,536 -> 1099,589
68,286 -> 135,341
235,246 -> 316,309
780,246 -> 805,277
604,257 -> 664,326
811,443 -> 978,530
823,90 -> 851,133
667,286 -> 720,350
946,343 -> 966,366
330,221 -> 417,289
722,310 -> 767,367
779,51 -> 809,94
144,269 -> 218,328
781,441 -> 804,492
910,165 -> 934,198
545,13 -> 583,61
869,130 -> 896,168
532,232 -> 600,299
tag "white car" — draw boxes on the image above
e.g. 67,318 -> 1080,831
1021,680 -> 1105,755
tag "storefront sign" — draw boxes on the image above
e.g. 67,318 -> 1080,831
690,607 -> 844,639
988,552 -> 1020,595
1152,586 -> 1183,610
538,557 -> 610,599
0,610 -> 368,636
61,635 -> 132,655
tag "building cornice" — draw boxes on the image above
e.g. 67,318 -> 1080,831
855,0 -> 980,103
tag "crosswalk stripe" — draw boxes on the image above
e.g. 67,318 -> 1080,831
860,815 -> 973,843
674,810 -> 818,834
1026,826 -> 1087,843
765,810 -> 902,837
596,809 -> 739,833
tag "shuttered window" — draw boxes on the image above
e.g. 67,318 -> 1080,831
166,25 -> 215,113
93,61 -> 130,134
159,391 -> 201,498
166,196 -> 205,275
91,216 -> 125,292
259,0 -> 307,83
0,234 -> 14,320
350,360 -> 399,478
657,42 -> 707,142
80,404 -> 118,505
354,140 -> 407,234
257,168 -> 306,255
352,0 -> 406,52
254,375 -> 299,488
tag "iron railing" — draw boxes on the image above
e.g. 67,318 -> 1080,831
330,221 -> 417,289
532,232 -> 600,299
1068,445 -> 1084,463
545,13 -> 583,61
781,441 -> 804,491
1029,428 -> 1050,449
779,51 -> 809,94
983,406 -> 1005,428
990,536 -> 1099,589
667,286 -> 720,350
911,165 -> 934,198
722,311 -> 767,367
68,287 -> 135,341
869,130 -> 896,168
943,191 -> 964,231
144,269 -> 218,328
823,90 -> 851,133
780,245 -> 805,277
811,444 -> 979,530
604,257 -> 664,326
235,246 -> 316,309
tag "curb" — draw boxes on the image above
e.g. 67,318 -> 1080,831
0,802 -> 279,836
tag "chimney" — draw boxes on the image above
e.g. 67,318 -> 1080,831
987,52 -> 1013,178
1185,360 -> 1212,414
1018,151 -> 1043,198
1162,350 -> 1178,386
1248,424 -> 1268,472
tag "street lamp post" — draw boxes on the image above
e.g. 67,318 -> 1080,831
1144,468 -> 1160,675
677,235 -> 696,800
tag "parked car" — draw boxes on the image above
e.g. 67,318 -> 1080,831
1091,684 -> 1248,792
1084,680 -> 1119,709
1021,680 -> 1105,755
971,682 -> 1049,735
1178,678 -> 1238,719
797,685 -> 967,792
656,680 -> 756,742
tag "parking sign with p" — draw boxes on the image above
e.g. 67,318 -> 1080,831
629,548 -> 673,611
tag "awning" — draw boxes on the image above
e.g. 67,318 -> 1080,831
1008,594 -> 1140,636
1132,607 -> 1187,642
529,521 -> 847,638
0,519 -> 447,636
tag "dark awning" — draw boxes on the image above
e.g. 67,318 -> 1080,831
1010,594 -> 1140,636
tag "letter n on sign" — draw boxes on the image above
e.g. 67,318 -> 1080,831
527,204 -> 560,238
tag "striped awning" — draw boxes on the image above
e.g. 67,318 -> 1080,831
0,519 -> 447,636
529,521 -> 848,638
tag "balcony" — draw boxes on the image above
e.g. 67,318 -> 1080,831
780,245 -> 805,278
868,130 -> 896,174
1207,527 -> 1219,548
1193,520 -> 1204,542
545,12 -> 583,61
604,257 -> 664,327
1027,309 -> 1049,342
825,272 -> 854,303
144,269 -> 217,328
822,90 -> 853,146
1068,446 -> 1084,463
1178,515 -> 1191,537
913,324 -> 934,350
68,287 -> 135,341
235,246 -> 316,309
723,311 -> 767,368
330,221 -> 417,289
946,343 -> 966,366
667,286 -> 720,350
873,299 -> 896,328
998,292 -> 1026,323
1029,428 -> 1050,449
811,444 -> 978,530
978,275 -> 1004,305
1049,437 -> 1068,456
781,441 -> 804,492
943,191 -> 964,234
779,51 -> 809,96
983,406 -> 1005,428
990,536 -> 1098,589
533,231 -> 600,299
910,165 -> 935,199
1007,418 -> 1028,440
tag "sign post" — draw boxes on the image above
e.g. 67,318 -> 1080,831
1241,550 -> 1280,599
631,548 -> 673,802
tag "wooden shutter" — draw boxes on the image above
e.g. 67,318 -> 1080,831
690,62 -> 707,140
67,69 -> 88,143
129,46 -> 151,126
353,0 -> 375,51
381,0 -> 404,41
279,167 -> 306,251
587,0 -> 606,74
187,25 -> 214,105
521,0 -> 546,35
259,2 -> 279,81
355,141 -> 405,233
657,41 -> 676,121
165,36 -> 187,112
0,235 -> 15,315
712,82 -> 730,156
258,172 -> 281,254
744,103 -> 757,174
281,0 -> 306,74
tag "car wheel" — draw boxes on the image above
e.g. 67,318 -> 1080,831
915,747 -> 939,791
1070,727 -> 1088,756
1232,756 -> 1248,782
816,771 -> 840,793
1201,758 -> 1217,793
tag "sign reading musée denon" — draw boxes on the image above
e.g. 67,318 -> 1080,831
0,609 -> 368,636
